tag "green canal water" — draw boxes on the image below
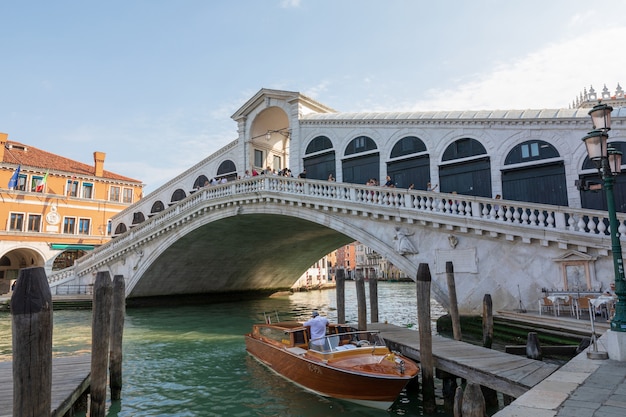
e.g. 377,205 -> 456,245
0,282 -> 473,416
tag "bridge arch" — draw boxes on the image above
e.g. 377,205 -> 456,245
125,202 -> 421,302
0,247 -> 46,281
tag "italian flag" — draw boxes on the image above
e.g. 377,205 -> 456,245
36,171 -> 49,192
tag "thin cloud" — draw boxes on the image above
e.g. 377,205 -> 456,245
411,26 -> 626,111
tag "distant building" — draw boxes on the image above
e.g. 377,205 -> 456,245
292,255 -> 331,290
0,132 -> 143,293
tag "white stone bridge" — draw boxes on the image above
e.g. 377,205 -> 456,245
48,176 -> 624,314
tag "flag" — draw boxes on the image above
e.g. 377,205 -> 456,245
35,170 -> 49,192
8,165 -> 21,189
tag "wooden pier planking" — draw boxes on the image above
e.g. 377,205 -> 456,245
0,355 -> 91,417
370,323 -> 559,398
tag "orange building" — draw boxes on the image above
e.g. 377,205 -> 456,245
0,132 -> 143,293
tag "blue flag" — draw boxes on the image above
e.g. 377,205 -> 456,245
8,165 -> 21,189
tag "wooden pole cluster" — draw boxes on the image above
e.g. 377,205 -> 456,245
355,272 -> 367,331
335,269 -> 345,324
90,271 -> 113,417
369,271 -> 379,323
11,267 -> 53,417
416,263 -> 436,414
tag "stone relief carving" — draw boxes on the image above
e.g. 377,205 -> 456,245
394,227 -> 418,255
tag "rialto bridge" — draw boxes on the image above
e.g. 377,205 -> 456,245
44,87 -> 626,314
48,176 -> 624,314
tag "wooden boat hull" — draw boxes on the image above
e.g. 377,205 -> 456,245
245,331 -> 417,410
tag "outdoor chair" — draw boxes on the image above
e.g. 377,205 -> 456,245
539,297 -> 555,315
574,296 -> 594,320
556,296 -> 575,317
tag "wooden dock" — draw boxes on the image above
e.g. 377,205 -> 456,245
0,355 -> 91,417
370,323 -> 559,398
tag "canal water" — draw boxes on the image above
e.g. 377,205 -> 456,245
0,281 -> 460,416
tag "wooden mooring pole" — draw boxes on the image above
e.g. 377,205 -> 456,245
11,267 -> 52,417
481,294 -> 498,407
445,261 -> 462,341
416,263 -> 436,414
335,269 -> 345,324
355,271 -> 367,331
369,271 -> 379,324
109,274 -> 126,401
90,271 -> 113,417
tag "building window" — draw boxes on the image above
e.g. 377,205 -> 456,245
254,149 -> 264,167
16,174 -> 27,191
30,176 -> 43,192
82,182 -> 93,199
66,180 -> 79,197
273,155 -> 282,171
122,188 -> 133,203
9,213 -> 24,231
78,218 -> 91,235
27,214 -> 41,232
109,186 -> 120,202
63,217 -> 76,234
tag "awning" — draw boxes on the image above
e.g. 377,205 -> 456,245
50,244 -> 97,251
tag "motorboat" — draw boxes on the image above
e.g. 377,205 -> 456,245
245,319 -> 419,410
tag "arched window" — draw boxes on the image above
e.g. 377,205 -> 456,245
342,136 -> 379,184
390,136 -> 426,158
442,138 -> 487,161
193,175 -> 209,189
114,223 -> 127,235
387,136 -> 429,189
304,136 -> 336,180
504,140 -> 559,164
305,136 -> 333,154
132,212 -> 145,225
217,160 -> 237,181
439,138 -> 491,197
171,189 -> 186,203
502,140 -> 566,205
150,201 -> 165,214
580,141 -> 626,212
344,136 -> 377,156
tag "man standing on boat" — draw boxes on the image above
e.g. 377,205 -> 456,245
304,310 -> 329,351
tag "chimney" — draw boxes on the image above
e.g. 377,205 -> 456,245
0,132 -> 7,162
94,151 -> 106,177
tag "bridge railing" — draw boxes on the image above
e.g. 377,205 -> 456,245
49,176 -> 625,286
260,176 -> 625,238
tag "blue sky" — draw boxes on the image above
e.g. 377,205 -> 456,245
2,0 -> 625,193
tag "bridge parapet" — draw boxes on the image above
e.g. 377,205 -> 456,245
49,176 -> 624,289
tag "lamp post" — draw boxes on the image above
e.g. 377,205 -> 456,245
582,103 -> 626,333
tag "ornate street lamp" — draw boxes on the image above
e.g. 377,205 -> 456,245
582,103 -> 626,332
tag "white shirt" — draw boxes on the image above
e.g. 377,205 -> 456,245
304,315 -> 329,346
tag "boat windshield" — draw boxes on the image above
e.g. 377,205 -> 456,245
309,330 -> 385,353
